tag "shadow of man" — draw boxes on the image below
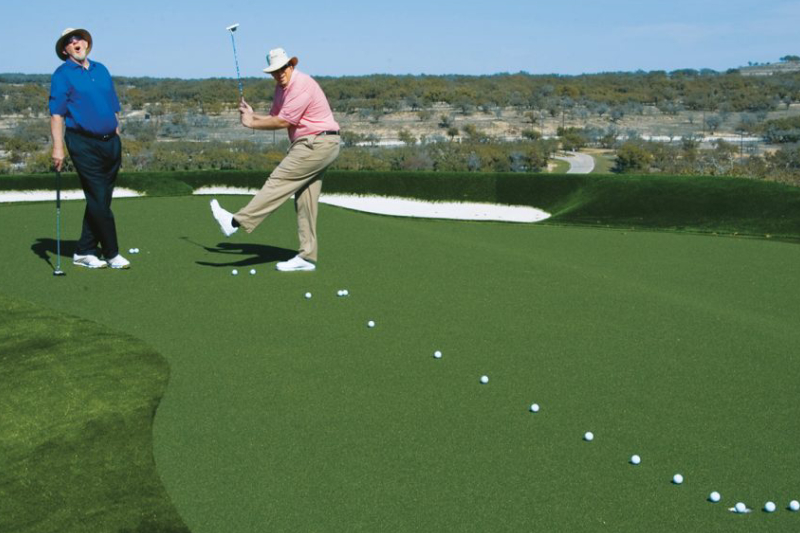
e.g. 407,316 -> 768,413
181,237 -> 296,268
32,238 -> 77,271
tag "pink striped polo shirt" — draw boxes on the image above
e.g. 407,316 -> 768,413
270,69 -> 339,143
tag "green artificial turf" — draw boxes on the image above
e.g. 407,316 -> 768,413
0,293 -> 189,533
1,195 -> 799,532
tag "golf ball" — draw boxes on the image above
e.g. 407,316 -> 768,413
343,289 -> 349,296
584,431 -> 594,442
249,268 -> 256,275
337,290 -> 344,296
764,501 -> 776,513
630,454 -> 641,465
231,269 -> 238,276
709,491 -> 721,503
134,248 -> 140,253
433,350 -> 442,359
529,403 -> 540,413
789,500 -> 799,512
305,292 -> 312,299
367,320 -> 375,328
480,375 -> 489,384
128,248 -> 135,254
734,502 -> 747,513
672,474 -> 684,485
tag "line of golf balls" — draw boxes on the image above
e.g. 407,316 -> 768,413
439,353 -> 800,515
226,273 -> 800,514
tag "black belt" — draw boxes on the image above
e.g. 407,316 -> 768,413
317,130 -> 339,136
66,128 -> 118,141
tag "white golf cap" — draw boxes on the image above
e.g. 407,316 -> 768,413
263,48 -> 298,73
56,28 -> 92,61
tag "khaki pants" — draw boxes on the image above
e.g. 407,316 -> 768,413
234,134 -> 340,262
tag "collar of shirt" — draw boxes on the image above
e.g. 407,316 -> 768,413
64,58 -> 94,71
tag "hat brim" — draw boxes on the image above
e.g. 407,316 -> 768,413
263,56 -> 298,73
56,29 -> 92,61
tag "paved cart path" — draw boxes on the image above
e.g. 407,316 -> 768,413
554,151 -> 595,173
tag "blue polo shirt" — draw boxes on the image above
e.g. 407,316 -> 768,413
49,59 -> 120,136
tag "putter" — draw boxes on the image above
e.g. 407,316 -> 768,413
53,169 -> 65,276
226,23 -> 244,99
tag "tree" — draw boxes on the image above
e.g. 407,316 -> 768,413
614,142 -> 652,173
705,115 -> 722,135
398,128 -> 417,146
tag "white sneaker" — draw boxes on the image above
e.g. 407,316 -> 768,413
276,255 -> 316,272
210,199 -> 238,237
107,254 -> 131,269
73,254 -> 108,269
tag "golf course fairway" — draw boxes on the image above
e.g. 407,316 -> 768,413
1,194 -> 799,532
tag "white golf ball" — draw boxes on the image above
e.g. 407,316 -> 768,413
630,454 -> 641,465
231,269 -> 238,276
672,474 -> 684,485
764,501 -> 776,513
433,350 -> 442,359
134,248 -> 140,253
734,502 -> 747,513
789,500 -> 800,512
529,403 -> 540,413
367,320 -> 375,328
249,268 -> 256,275
480,375 -> 489,384
305,292 -> 312,299
343,289 -> 349,296
584,431 -> 594,442
709,491 -> 721,503
337,290 -> 344,296
128,248 -> 135,254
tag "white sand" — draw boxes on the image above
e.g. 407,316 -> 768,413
318,194 -> 550,223
193,187 -> 550,223
0,186 -> 551,223
0,187 -> 142,204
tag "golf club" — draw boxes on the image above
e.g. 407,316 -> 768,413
226,23 -> 243,99
53,169 -> 65,276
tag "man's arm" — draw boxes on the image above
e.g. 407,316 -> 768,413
50,114 -> 66,171
239,100 -> 290,131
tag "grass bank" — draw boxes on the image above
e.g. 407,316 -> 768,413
0,293 -> 189,533
3,170 -> 799,239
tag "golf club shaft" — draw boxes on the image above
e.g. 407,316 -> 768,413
55,169 -> 62,273
229,32 -> 244,98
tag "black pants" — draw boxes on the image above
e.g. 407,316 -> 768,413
65,131 -> 122,259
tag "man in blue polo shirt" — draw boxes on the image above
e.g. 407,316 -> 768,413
49,27 -> 129,269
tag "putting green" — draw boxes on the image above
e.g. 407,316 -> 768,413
1,195 -> 799,532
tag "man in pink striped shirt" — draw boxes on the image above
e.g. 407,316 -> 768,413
210,48 -> 340,272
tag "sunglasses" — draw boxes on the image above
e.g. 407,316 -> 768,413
66,35 -> 85,45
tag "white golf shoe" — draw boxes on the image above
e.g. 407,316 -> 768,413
210,199 -> 238,237
73,254 -> 108,269
107,254 -> 131,269
276,255 -> 316,272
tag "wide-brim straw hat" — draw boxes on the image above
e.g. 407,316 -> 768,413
56,28 -> 93,61
263,48 -> 298,73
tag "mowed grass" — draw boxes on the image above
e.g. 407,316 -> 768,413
1,195 -> 799,532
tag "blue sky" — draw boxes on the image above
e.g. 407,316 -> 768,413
3,0 -> 798,78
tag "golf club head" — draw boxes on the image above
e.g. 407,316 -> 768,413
53,269 -> 66,277
226,23 -> 239,32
